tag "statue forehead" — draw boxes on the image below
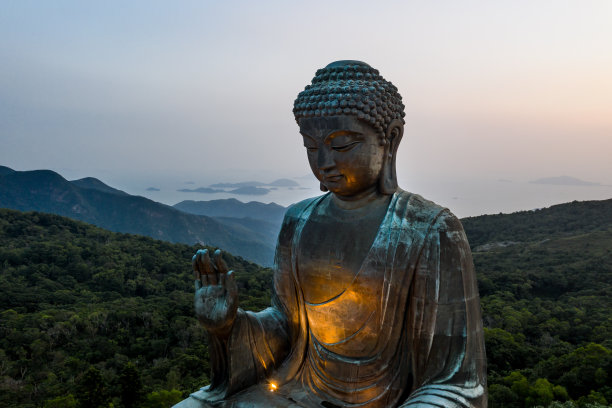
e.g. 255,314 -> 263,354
299,115 -> 375,135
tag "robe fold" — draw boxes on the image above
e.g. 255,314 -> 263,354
182,189 -> 487,408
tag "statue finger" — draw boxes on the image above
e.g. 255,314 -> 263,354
192,253 -> 201,282
225,271 -> 238,313
225,270 -> 238,301
213,249 -> 229,274
196,249 -> 212,286
211,249 -> 227,285
207,249 -> 220,286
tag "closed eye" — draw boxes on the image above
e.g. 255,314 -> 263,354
332,141 -> 360,152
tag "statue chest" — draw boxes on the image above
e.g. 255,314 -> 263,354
297,206 -> 386,356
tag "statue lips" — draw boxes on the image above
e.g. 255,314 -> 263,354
323,174 -> 343,182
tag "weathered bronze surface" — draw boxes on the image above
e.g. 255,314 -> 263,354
174,61 -> 487,407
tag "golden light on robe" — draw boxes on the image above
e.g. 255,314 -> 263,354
269,383 -> 277,392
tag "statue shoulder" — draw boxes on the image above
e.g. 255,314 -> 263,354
394,189 -> 463,235
283,194 -> 327,222
276,194 -> 327,248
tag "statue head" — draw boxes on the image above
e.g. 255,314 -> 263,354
293,60 -> 405,196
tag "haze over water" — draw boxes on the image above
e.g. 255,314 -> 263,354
95,171 -> 611,219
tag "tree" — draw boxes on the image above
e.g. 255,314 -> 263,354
118,362 -> 143,408
526,378 -> 554,407
76,366 -> 109,408
142,389 -> 183,408
43,394 -> 78,408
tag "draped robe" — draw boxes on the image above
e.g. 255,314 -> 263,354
177,189 -> 487,407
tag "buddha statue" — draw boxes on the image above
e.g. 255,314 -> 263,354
174,60 -> 487,407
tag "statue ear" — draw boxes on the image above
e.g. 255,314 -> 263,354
379,119 -> 404,194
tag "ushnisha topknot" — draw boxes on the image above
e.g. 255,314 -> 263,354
293,60 -> 406,136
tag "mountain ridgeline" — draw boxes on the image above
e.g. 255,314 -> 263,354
173,199 -> 285,226
462,198 -> 612,248
0,166 -> 281,266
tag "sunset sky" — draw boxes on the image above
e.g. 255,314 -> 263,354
1,1 -> 611,216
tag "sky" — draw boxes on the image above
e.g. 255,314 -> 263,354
1,0 -> 611,217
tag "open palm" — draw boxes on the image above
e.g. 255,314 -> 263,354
193,249 -> 238,337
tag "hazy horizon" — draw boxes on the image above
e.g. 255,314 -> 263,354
2,1 -> 611,217
4,162 -> 612,219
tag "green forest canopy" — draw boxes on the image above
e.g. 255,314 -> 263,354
0,202 -> 611,407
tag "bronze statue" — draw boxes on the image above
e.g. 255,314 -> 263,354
175,60 -> 487,407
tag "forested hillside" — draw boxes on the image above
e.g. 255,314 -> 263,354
463,199 -> 612,407
0,209 -> 272,407
1,199 -> 611,407
462,199 -> 612,247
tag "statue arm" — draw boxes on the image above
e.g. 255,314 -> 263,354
401,211 -> 487,408
203,298 -> 289,400
197,206 -> 306,402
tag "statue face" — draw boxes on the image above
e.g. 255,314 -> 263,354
299,115 -> 386,198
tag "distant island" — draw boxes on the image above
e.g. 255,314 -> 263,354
178,187 -> 225,193
530,175 -> 601,186
210,178 -> 299,188
228,186 -> 269,195
209,181 -> 266,188
178,178 -> 302,196
146,187 -> 160,191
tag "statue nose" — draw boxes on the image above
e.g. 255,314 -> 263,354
317,147 -> 335,170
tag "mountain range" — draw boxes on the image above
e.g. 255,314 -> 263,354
0,166 -> 281,266
4,164 -> 612,268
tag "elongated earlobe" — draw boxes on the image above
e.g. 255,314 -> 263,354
378,120 -> 404,195
378,164 -> 396,194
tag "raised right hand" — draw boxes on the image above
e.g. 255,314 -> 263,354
193,249 -> 238,337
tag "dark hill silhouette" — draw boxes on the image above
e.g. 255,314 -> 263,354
0,165 -> 16,176
173,198 -> 286,225
0,166 -> 275,265
461,198 -> 612,248
70,176 -> 128,195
